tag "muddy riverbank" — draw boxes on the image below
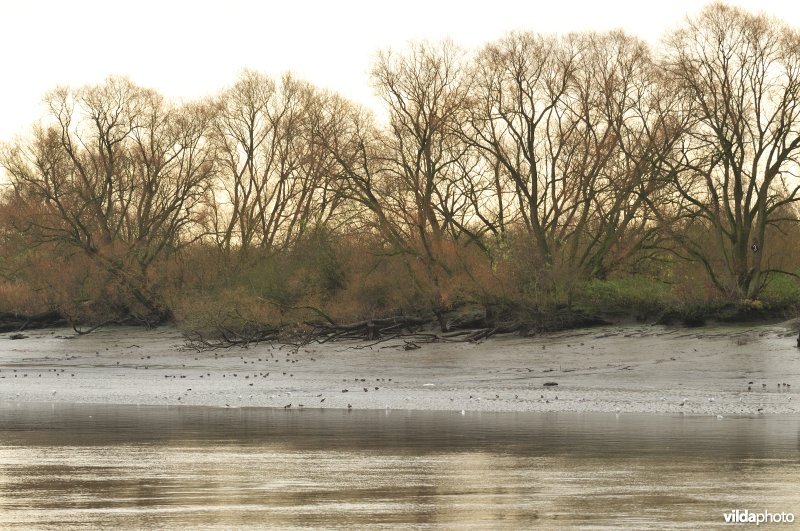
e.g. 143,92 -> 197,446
1,323 -> 798,416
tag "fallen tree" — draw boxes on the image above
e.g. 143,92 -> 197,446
181,305 -> 609,351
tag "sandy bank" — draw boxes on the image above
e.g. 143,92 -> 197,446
1,323 -> 798,416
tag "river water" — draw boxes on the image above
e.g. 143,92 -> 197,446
1,403 -> 798,529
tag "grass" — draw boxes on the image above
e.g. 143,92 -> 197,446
574,276 -> 673,319
571,272 -> 800,326
761,272 -> 800,310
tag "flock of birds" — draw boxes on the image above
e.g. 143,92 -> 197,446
1,332 -> 797,417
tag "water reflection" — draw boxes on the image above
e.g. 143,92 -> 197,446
1,403 -> 798,529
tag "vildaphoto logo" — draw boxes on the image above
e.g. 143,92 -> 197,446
723,509 -> 795,525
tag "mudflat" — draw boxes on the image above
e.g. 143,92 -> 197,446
1,323 -> 798,416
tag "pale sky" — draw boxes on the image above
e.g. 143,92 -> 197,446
1,0 -> 800,144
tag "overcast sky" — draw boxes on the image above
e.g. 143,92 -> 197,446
1,0 -> 800,143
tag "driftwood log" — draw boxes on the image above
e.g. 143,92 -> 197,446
71,313 -> 162,335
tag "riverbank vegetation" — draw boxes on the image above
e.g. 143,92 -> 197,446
2,3 -> 800,342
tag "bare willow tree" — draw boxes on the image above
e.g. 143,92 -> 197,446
370,41 -> 477,247
311,94 -> 402,246
310,43 -> 480,325
0,77 -> 214,319
582,33 -> 688,277
661,3 -> 800,298
372,41 -> 477,321
466,31 -> 675,285
210,71 -> 341,259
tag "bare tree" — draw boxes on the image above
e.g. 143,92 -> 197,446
310,93 -> 404,247
466,31 -> 674,286
661,2 -> 800,298
581,32 -> 687,278
311,43 -> 479,326
0,77 -> 214,319
371,41 -> 475,248
210,71 -> 341,259
371,41 -> 476,323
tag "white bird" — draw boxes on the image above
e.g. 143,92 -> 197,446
460,410 -> 466,415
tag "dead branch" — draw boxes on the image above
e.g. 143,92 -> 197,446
73,316 -> 134,335
182,313 -> 523,351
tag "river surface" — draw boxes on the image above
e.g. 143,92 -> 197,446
1,403 -> 798,529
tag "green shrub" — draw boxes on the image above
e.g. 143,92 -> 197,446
576,276 -> 672,317
761,273 -> 800,308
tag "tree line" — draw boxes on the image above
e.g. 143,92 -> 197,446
2,2 -> 800,335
